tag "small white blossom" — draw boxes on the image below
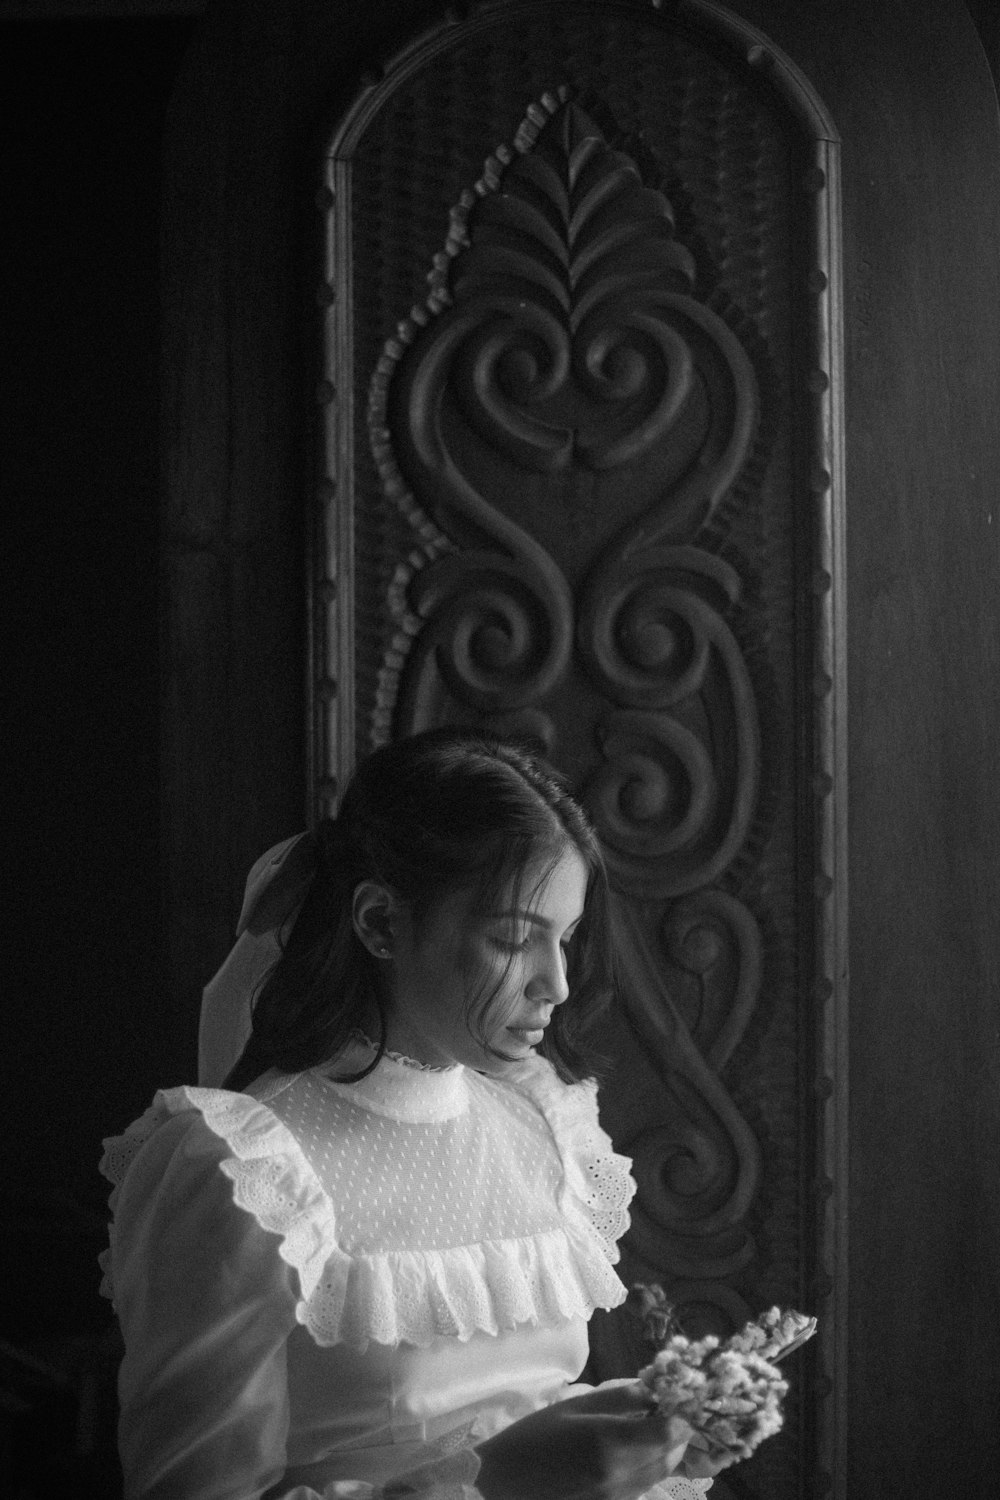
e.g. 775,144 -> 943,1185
634,1295 -> 814,1464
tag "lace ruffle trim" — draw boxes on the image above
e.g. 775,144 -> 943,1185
99,1084 -> 629,1350
501,1056 -> 636,1265
98,1087 -> 345,1311
643,1481 -> 714,1498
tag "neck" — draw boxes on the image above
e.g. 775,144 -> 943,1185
355,1029 -> 457,1073
322,1033 -> 469,1122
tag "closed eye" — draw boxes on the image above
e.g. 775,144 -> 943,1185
496,936 -> 532,952
487,911 -> 583,953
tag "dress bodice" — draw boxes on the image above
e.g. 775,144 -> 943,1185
99,1046 -> 710,1500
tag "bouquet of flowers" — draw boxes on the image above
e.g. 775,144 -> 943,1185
633,1286 -> 817,1466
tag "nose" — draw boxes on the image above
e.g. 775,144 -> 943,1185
526,942 -> 571,1007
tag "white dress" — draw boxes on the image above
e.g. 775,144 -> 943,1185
100,1041 -> 713,1500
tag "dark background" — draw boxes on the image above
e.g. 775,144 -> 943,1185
2,1 -> 999,1494
2,14 -> 198,1492
4,14 -> 199,1355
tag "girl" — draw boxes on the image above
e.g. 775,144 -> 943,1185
100,730 -> 731,1499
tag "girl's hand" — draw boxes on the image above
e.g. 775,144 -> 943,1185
474,1380 -> 698,1500
679,1429 -> 741,1479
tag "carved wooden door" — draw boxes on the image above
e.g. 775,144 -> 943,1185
164,0 -> 1000,1494
311,7 -> 846,1498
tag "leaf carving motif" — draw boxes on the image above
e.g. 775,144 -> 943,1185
418,97 -> 757,525
446,100 -> 704,476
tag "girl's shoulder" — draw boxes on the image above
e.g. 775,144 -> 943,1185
479,1055 -> 636,1266
487,1050 -> 599,1113
99,1081 -> 342,1311
99,1080 -> 297,1196
480,1052 -> 604,1150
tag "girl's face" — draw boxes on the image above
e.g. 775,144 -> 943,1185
384,844 -> 589,1073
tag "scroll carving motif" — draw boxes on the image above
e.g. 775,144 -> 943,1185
581,545 -> 759,897
611,894 -> 762,1279
369,88 -> 766,1330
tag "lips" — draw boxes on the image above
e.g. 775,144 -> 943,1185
506,1025 -> 545,1046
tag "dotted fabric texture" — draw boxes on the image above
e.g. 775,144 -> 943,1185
100,1049 -> 636,1351
271,1068 -> 565,1254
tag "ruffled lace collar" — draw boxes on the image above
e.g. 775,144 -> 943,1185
315,1036 -> 469,1123
99,1052 -> 635,1351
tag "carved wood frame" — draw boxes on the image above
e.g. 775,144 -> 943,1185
311,3 -> 847,1494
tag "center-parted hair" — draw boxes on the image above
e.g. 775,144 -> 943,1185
223,728 -> 616,1091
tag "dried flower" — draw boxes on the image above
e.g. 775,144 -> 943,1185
633,1293 -> 816,1465
631,1282 -> 681,1348
726,1306 -> 818,1363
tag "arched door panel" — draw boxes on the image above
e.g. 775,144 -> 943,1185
312,9 -> 846,1497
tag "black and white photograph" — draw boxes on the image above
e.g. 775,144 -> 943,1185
4,3 -> 999,1498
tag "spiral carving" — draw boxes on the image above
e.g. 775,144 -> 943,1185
586,696 -> 757,897
397,551 -> 568,718
579,544 -> 749,707
631,1119 -> 739,1229
449,307 -> 573,473
587,717 -> 713,862
610,897 -> 760,1274
661,889 -> 763,1071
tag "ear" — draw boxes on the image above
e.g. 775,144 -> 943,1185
351,880 -> 402,960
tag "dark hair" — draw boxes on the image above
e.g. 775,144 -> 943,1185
223,728 -> 616,1091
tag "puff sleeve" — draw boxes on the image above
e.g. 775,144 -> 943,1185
104,1106 -> 312,1499
101,1093 -> 486,1500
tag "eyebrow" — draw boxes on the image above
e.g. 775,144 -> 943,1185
490,909 -> 582,932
